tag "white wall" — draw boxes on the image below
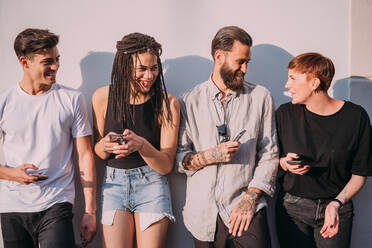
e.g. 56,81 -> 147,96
1,0 -> 370,247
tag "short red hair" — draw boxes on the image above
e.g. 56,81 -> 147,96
288,52 -> 335,92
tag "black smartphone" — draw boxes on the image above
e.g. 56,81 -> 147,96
287,160 -> 307,166
233,130 -> 246,142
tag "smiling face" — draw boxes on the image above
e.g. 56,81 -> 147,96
285,69 -> 318,104
23,47 -> 60,87
132,52 -> 159,96
219,41 -> 251,91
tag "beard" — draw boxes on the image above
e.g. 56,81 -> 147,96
220,62 -> 245,91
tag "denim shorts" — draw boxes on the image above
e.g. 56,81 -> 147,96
101,165 -> 175,229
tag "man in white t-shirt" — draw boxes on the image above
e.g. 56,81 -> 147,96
0,28 -> 96,248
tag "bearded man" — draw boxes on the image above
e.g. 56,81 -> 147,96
176,26 -> 279,248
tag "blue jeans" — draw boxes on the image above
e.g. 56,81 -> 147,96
276,192 -> 353,248
1,202 -> 75,248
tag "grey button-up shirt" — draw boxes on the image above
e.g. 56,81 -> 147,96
176,78 -> 279,242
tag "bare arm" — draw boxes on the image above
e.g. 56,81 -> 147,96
73,136 -> 97,245
0,164 -> 40,184
139,95 -> 180,175
182,141 -> 240,171
320,175 -> 366,238
114,94 -> 181,175
335,175 -> 366,204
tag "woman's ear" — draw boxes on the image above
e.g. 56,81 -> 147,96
312,77 -> 321,91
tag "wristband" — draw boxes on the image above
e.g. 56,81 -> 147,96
330,198 -> 343,209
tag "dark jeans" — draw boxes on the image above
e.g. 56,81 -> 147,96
276,192 -> 353,248
1,202 -> 76,248
194,208 -> 271,248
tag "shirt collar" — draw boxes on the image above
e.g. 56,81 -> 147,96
207,75 -> 244,100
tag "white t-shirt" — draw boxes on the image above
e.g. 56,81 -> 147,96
0,83 -> 92,213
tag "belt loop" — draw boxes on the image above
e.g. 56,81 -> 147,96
138,168 -> 144,178
110,168 -> 115,180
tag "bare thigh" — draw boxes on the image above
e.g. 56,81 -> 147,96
102,210 -> 135,248
134,212 -> 169,248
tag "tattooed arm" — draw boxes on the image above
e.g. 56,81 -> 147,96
182,141 -> 240,171
320,175 -> 366,238
228,187 -> 262,236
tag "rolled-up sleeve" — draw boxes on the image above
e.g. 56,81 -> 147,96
176,98 -> 197,177
248,92 -> 279,197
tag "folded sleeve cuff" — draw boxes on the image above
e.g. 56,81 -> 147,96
176,150 -> 197,177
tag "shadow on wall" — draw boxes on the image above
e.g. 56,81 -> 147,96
78,51 -> 115,113
73,51 -> 115,247
333,77 -> 350,100
246,44 -> 293,107
348,76 -> 372,248
163,55 -> 214,97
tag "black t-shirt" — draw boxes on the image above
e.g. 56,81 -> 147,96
276,101 -> 372,199
104,90 -> 160,169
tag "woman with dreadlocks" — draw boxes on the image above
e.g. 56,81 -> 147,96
92,33 -> 180,248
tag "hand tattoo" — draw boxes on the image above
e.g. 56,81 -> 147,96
237,196 -> 254,216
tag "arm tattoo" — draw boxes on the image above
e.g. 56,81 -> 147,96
196,154 -> 202,166
182,146 -> 228,171
210,147 -> 226,162
182,152 -> 208,171
200,151 -> 208,165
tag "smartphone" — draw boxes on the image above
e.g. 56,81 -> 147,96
287,160 -> 307,166
109,134 -> 126,145
233,130 -> 246,142
27,171 -> 49,181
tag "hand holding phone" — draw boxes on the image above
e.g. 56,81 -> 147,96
233,130 -> 246,142
287,160 -> 307,166
109,134 -> 127,145
26,170 -> 48,181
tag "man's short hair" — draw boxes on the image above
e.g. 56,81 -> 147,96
211,26 -> 252,60
14,28 -> 59,59
288,52 -> 335,92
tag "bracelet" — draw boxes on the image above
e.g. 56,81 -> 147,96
330,198 -> 343,209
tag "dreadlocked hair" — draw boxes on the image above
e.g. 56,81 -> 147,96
109,32 -> 172,129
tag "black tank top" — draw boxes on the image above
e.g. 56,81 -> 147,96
104,89 -> 161,169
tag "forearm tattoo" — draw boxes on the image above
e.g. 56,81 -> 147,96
182,151 -> 208,171
210,147 -> 226,162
